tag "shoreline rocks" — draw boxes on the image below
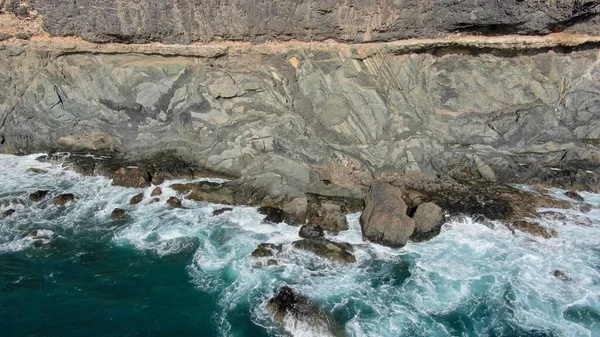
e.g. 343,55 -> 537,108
292,238 -> 356,263
360,182 -> 416,248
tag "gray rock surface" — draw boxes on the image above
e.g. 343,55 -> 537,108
1,40 -> 599,198
412,202 -> 445,234
360,181 -> 415,248
6,0 -> 600,44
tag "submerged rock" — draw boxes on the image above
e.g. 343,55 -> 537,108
299,224 -> 324,239
258,206 -> 286,223
27,167 -> 47,174
410,202 -> 445,242
110,208 -> 127,220
1,209 -> 16,219
292,238 -> 356,263
167,196 -> 183,208
129,193 -> 144,205
29,190 -> 50,202
360,181 -> 415,248
553,270 -> 570,280
565,191 -> 584,202
251,243 -> 283,257
511,220 -> 557,239
266,286 -> 345,337
212,207 -> 233,216
52,193 -> 75,206
112,167 -> 151,188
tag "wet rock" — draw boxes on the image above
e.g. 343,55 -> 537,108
27,168 -> 47,174
151,176 -> 165,185
292,238 -> 356,263
0,198 -> 23,207
565,191 -> 584,202
251,243 -> 283,257
1,209 -> 16,219
52,193 -> 75,206
307,201 -> 347,234
410,202 -> 445,242
212,207 -> 233,216
112,167 -> 151,188
360,181 -> 415,248
258,206 -> 286,224
129,193 -> 144,205
267,259 -> 278,266
283,197 -> 308,225
29,190 -> 50,202
579,204 -> 592,213
553,270 -> 570,280
150,187 -> 162,197
169,183 -> 197,193
298,224 -> 324,239
167,196 -> 183,208
186,182 -> 235,205
110,208 -> 127,220
511,221 -> 557,239
266,286 -> 345,337
149,198 -> 161,204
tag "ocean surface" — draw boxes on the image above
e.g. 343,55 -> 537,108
0,154 -> 599,337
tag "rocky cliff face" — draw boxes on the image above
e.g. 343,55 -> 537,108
0,1 -> 599,199
4,0 -> 600,44
1,37 -> 599,199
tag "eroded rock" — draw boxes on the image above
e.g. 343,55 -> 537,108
410,202 -> 445,242
112,167 -> 151,188
151,187 -> 162,197
1,209 -> 16,219
360,181 -> 415,248
258,206 -> 286,224
110,208 -> 127,220
511,220 -> 557,239
129,193 -> 144,205
212,207 -> 233,216
167,196 -> 183,208
299,224 -> 324,239
283,197 -> 308,225
307,201 -> 347,234
29,190 -> 50,202
52,193 -> 75,206
565,191 -> 584,202
266,286 -> 345,337
251,243 -> 283,257
292,238 -> 356,263
27,168 -> 47,174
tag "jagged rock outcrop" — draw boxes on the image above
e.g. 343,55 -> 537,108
4,0 -> 600,44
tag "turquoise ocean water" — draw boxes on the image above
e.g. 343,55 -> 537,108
0,154 -> 599,337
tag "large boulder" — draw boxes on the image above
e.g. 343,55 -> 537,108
410,202 -> 445,242
283,197 -> 308,225
360,181 -> 415,248
112,167 -> 151,188
266,286 -> 345,337
186,182 -> 235,205
129,193 -> 144,205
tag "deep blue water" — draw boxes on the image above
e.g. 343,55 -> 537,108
1,154 -> 600,337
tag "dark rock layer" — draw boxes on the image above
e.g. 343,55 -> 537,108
6,0 -> 600,44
